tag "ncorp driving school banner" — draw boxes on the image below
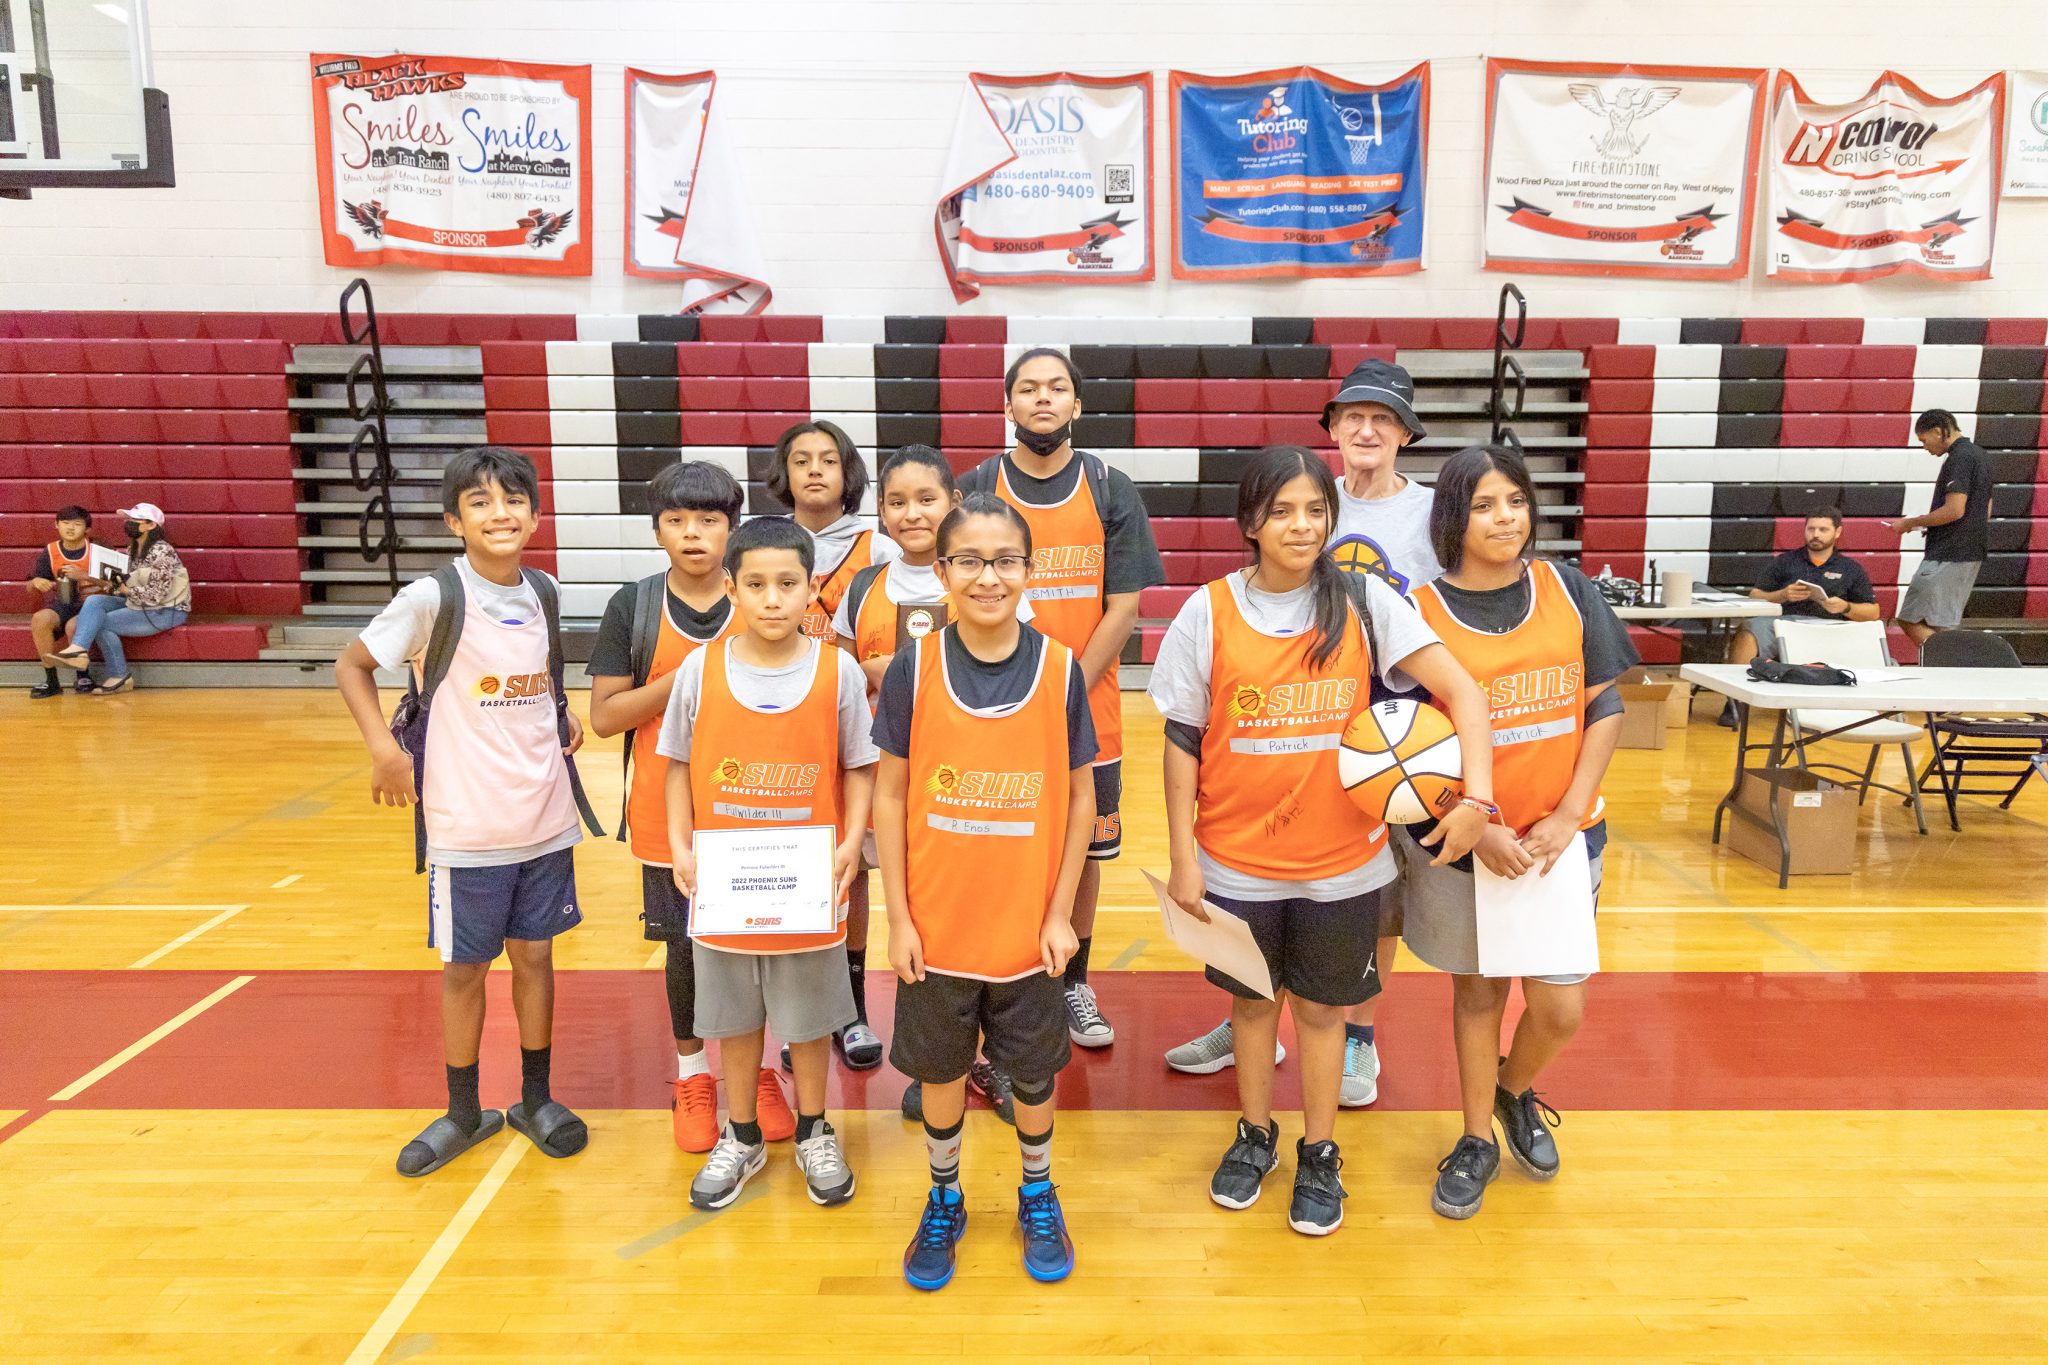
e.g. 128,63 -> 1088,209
1170,65 -> 1428,280
1482,58 -> 1767,281
626,70 -> 772,312
311,53 -> 591,276
1769,70 -> 2005,283
934,72 -> 1152,302
2005,71 -> 2048,196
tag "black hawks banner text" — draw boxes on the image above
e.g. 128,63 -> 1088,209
1482,58 -> 1766,281
1769,70 -> 2006,284
625,70 -> 772,312
311,53 -> 591,276
935,72 -> 1153,302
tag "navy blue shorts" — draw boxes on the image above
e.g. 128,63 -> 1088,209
427,847 -> 581,964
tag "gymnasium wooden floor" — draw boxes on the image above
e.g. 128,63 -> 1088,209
5,688 -> 2047,1362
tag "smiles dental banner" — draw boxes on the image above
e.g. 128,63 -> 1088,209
1482,58 -> 1767,281
934,71 -> 1154,302
625,69 -> 772,312
311,53 -> 591,276
1768,70 -> 2006,284
1170,64 -> 1428,280
2005,71 -> 2048,196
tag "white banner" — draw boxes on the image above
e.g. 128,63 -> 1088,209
310,53 -> 591,277
1482,58 -> 1766,281
2006,71 -> 2048,196
935,71 -> 1153,302
1768,70 -> 2006,284
625,69 -> 771,312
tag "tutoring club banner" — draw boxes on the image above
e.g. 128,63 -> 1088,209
310,53 -> 591,276
625,70 -> 772,312
934,72 -> 1153,302
1768,70 -> 2006,284
1482,58 -> 1767,281
2006,71 -> 2048,196
1170,64 -> 1428,280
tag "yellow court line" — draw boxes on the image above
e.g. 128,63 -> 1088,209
127,905 -> 252,969
345,1139 -> 529,1365
48,975 -> 255,1103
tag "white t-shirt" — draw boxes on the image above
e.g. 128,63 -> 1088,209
1331,474 -> 1442,596
1146,571 -> 1440,903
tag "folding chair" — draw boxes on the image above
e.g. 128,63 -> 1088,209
1912,629 -> 2048,832
1771,618 -> 1928,836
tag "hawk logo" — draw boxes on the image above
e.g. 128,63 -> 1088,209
1568,84 -> 1681,160
518,207 -> 574,248
344,199 -> 388,239
1227,684 -> 1266,720
713,758 -> 744,784
925,763 -> 961,797
1329,534 -> 1411,593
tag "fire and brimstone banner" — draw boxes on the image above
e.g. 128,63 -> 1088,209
626,69 -> 772,312
310,53 -> 591,276
1768,70 -> 2006,284
1482,58 -> 1767,281
934,71 -> 1154,302
1169,64 -> 1428,280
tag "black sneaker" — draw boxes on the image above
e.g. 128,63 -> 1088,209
1494,1084 -> 1562,1180
1288,1138 -> 1346,1236
966,1059 -> 1016,1126
900,1080 -> 924,1123
29,681 -> 61,699
1715,699 -> 1738,729
1430,1134 -> 1501,1220
1208,1117 -> 1280,1210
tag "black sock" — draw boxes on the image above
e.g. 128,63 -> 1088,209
1344,1022 -> 1374,1045
446,1062 -> 482,1134
847,949 -> 868,1023
796,1112 -> 827,1143
44,666 -> 59,688
1063,935 -> 1093,989
731,1117 -> 764,1147
520,1046 -> 552,1111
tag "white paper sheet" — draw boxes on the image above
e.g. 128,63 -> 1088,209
688,825 -> 836,936
1141,870 -> 1275,1000
1473,833 -> 1599,979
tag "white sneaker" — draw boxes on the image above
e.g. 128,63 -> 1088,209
1164,1018 -> 1286,1075
1064,982 -> 1115,1047
1339,1036 -> 1380,1108
793,1121 -> 857,1206
689,1125 -> 766,1210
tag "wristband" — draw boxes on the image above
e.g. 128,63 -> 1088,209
1457,796 -> 1500,820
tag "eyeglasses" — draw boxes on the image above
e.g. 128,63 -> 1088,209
938,554 -> 1030,579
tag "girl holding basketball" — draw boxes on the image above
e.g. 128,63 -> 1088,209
1403,443 -> 1637,1222
1146,445 -> 1497,1236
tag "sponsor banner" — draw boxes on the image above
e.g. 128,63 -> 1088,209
625,70 -> 772,312
934,72 -> 1153,302
1170,64 -> 1428,280
310,53 -> 591,276
2006,71 -> 2048,196
1482,58 -> 1767,281
1768,70 -> 2006,284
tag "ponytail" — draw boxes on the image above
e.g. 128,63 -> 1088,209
1303,552 -> 1353,672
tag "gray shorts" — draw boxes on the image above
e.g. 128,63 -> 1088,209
1391,824 -> 1603,985
690,941 -> 857,1043
1740,615 -> 1780,659
1896,559 -> 1981,631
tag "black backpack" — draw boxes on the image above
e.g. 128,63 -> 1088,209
957,450 -> 1114,525
614,570 -> 671,841
387,563 -> 605,872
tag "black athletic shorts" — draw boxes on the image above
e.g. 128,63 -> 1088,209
641,863 -> 690,942
1088,761 -> 1122,861
1204,887 -> 1384,1008
890,969 -> 1070,1089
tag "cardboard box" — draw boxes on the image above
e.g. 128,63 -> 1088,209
1615,668 -> 1675,750
1723,768 -> 1858,876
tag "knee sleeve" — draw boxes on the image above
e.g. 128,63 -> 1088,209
664,939 -> 696,1041
1010,1076 -> 1055,1107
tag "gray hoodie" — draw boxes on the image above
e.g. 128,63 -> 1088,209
802,512 -> 899,580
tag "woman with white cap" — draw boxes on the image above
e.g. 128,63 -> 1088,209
49,502 -> 191,694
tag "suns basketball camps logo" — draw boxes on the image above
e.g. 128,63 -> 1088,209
924,760 -> 1043,806
713,758 -> 823,794
469,672 -> 550,707
1225,678 -> 1359,729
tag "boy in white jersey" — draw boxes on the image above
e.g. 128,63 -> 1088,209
336,447 -> 593,1177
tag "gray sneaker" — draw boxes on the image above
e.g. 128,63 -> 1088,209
1209,1117 -> 1280,1209
1494,1084 -> 1561,1180
689,1125 -> 767,1210
1064,982 -> 1115,1047
1164,1018 -> 1287,1076
793,1121 -> 857,1206
1430,1134 -> 1500,1220
1338,1035 -> 1380,1107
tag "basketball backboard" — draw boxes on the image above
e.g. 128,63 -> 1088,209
0,0 -> 173,190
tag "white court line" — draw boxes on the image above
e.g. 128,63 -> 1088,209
643,944 -> 666,970
346,1140 -> 528,1365
127,905 -> 251,969
48,975 -> 255,1102
271,874 -> 303,889
0,904 -> 248,913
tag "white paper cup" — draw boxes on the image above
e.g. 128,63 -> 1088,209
1662,570 -> 1693,607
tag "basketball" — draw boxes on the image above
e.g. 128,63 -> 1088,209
1338,697 -> 1464,825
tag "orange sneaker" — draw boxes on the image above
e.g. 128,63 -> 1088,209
756,1067 -> 797,1142
671,1074 -> 718,1153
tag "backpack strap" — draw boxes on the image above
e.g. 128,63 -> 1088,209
405,563 -> 469,873
617,571 -> 667,840
841,561 -> 889,643
523,567 -> 608,842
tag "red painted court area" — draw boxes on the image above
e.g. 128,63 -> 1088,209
6,968 -> 2046,1117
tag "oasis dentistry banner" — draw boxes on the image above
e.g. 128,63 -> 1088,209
625,70 -> 772,312
1482,58 -> 1767,281
934,72 -> 1154,302
2005,71 -> 2048,196
310,53 -> 591,276
1769,70 -> 2006,284
1170,64 -> 1428,280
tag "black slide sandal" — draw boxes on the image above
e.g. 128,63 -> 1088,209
506,1100 -> 589,1158
396,1109 -> 505,1178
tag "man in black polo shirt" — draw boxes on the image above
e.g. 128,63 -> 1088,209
1719,506 -> 1880,725
1887,408 -> 1991,654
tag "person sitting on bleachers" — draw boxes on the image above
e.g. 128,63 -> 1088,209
1718,506 -> 1879,726
47,502 -> 190,696
25,504 -> 110,700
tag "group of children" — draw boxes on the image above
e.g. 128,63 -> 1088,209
335,348 -> 1635,1287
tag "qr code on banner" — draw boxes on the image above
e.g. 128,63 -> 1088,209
1103,164 -> 1134,204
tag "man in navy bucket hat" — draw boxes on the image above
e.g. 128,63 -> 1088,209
1322,357 -> 1428,441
